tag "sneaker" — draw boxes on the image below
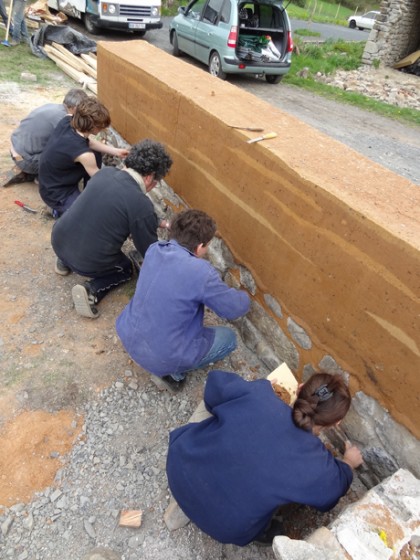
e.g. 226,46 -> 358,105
254,519 -> 284,547
71,284 -> 99,319
1,168 -> 35,188
150,374 -> 185,394
54,258 -> 71,276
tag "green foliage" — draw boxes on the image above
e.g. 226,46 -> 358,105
294,28 -> 321,37
285,39 -> 420,127
0,32 -> 72,86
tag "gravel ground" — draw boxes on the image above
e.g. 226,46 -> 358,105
0,329 -> 283,560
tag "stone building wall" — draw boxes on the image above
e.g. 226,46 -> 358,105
363,0 -> 420,66
97,41 -> 420,482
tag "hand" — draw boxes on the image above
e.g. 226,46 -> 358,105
343,441 -> 363,469
115,148 -> 129,158
159,219 -> 170,229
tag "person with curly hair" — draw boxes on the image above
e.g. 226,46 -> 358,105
39,97 -> 128,218
51,139 -> 173,318
166,370 -> 363,546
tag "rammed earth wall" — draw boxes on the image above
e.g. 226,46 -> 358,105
97,41 -> 420,479
363,0 -> 420,66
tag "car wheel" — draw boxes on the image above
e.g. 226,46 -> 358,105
134,30 -> 146,37
171,31 -> 182,57
84,13 -> 100,34
265,75 -> 283,84
348,19 -> 356,29
209,51 -> 227,80
358,27 -> 364,31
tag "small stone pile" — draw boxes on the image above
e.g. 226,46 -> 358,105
316,66 -> 420,111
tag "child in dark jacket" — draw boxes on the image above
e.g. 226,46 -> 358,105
166,370 -> 363,546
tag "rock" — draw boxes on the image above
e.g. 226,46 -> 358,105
83,547 -> 122,560
1,516 -> 14,536
84,520 -> 96,539
20,72 -> 37,82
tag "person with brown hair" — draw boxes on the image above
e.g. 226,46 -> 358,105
2,88 -> 88,187
116,209 -> 250,392
166,370 -> 363,547
38,97 -> 128,218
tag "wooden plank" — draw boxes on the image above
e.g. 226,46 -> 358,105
87,82 -> 97,95
51,42 -> 97,79
267,362 -> 298,405
81,53 -> 97,70
119,510 -> 143,528
46,52 -> 96,87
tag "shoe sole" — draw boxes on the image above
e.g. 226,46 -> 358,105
1,169 -> 29,188
54,262 -> 71,276
149,375 -> 180,395
71,285 -> 99,319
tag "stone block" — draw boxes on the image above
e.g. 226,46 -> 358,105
287,318 -> 312,350
272,535 -> 343,560
306,527 -> 343,554
207,236 -> 235,275
342,392 -> 420,479
330,469 -> 420,560
247,301 -> 299,370
263,293 -> 283,318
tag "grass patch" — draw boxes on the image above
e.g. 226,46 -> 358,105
294,28 -> 321,37
285,39 -> 420,127
0,29 -> 72,86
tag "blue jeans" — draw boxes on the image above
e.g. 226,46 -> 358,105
0,0 -> 13,31
11,0 -> 28,43
171,326 -> 237,381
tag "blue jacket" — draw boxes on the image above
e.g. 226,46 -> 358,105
116,241 -> 250,376
167,370 -> 353,546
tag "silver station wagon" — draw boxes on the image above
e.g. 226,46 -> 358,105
169,0 -> 293,83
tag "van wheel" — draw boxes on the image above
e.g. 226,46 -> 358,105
84,13 -> 100,34
348,19 -> 356,29
171,31 -> 182,57
265,75 -> 283,84
209,52 -> 227,80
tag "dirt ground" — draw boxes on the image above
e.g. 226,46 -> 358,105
0,80 -> 141,507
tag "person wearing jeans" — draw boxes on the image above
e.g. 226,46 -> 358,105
0,0 -> 13,32
116,209 -> 251,392
11,0 -> 28,44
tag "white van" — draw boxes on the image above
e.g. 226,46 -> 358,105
47,0 -> 162,35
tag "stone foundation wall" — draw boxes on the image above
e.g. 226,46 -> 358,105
363,0 -> 420,66
97,41 -> 420,474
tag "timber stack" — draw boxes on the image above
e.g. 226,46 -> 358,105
43,42 -> 98,95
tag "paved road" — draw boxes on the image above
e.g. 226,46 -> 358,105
291,18 -> 368,41
68,16 -> 420,184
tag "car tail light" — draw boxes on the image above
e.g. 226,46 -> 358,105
227,25 -> 238,48
238,63 -> 246,69
287,30 -> 293,53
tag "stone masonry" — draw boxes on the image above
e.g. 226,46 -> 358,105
363,0 -> 420,66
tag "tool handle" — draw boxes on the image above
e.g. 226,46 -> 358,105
14,200 -> 24,208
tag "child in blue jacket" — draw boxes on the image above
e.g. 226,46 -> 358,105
116,209 -> 250,391
166,370 -> 363,546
